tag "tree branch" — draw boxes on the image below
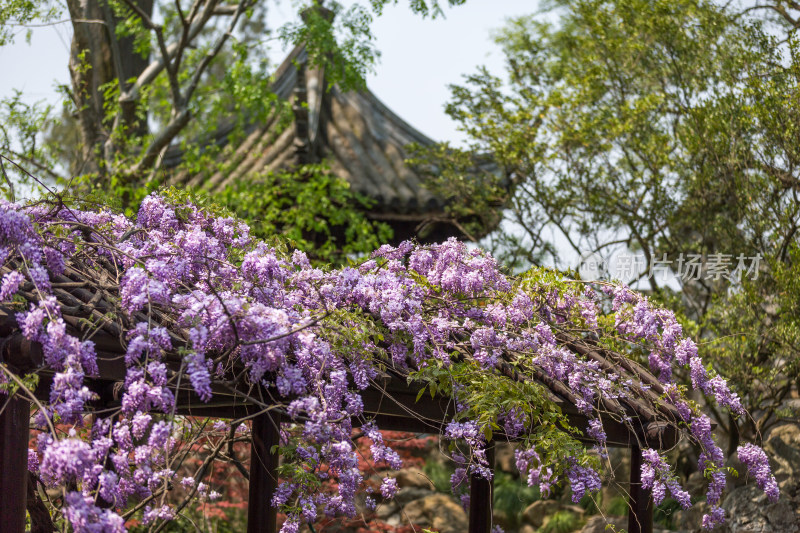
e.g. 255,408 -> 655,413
128,108 -> 191,176
120,0 -> 221,104
182,0 -> 249,105
0,154 -> 14,202
120,0 -> 183,107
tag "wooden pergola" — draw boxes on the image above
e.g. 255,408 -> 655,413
0,286 -> 681,533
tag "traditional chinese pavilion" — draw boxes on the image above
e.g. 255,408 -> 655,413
166,36 -> 495,243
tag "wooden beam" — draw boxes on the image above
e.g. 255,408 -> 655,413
627,445 -> 653,533
248,411 -> 281,533
363,413 -> 444,434
468,444 -> 495,533
2,327 -> 683,451
0,333 -> 43,373
0,394 -> 30,533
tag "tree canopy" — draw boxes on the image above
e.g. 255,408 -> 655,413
419,0 -> 800,451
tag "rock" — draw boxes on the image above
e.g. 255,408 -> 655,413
722,484 -> 800,533
495,442 -> 517,473
579,515 -> 627,533
393,486 -> 434,506
685,471 -> 707,494
781,399 -> 800,416
764,423 -> 800,494
374,500 -> 399,520
354,493 -> 370,515
401,493 -> 468,533
492,508 -> 513,530
677,485 -> 800,532
390,467 -> 435,490
674,500 -> 713,532
672,423 -> 800,533
522,499 -> 561,528
562,504 -> 586,517
673,423 -> 800,533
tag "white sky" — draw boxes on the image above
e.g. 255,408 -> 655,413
0,0 -> 539,146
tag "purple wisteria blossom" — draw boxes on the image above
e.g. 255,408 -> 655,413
0,270 -> 24,300
567,462 -> 602,503
380,477 -> 399,499
0,195 -> 779,531
640,449 -> 692,509
738,444 -> 780,502
63,492 -> 125,532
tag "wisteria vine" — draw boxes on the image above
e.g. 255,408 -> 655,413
0,193 -> 779,532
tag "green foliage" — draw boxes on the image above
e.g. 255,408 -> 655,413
410,356 -> 574,448
0,0 -> 60,46
422,458 -> 455,493
493,471 -> 541,529
98,176 -> 391,269
654,497 -> 683,530
63,174 -> 161,220
368,0 -> 467,18
215,163 -> 393,265
540,509 -> 582,533
604,495 -> 629,517
0,370 -> 39,396
279,0 -> 470,91
405,267 -> 607,497
0,0 -> 472,269
578,491 -> 601,516
407,142 -> 507,243
280,1 -> 378,92
0,91 -> 60,199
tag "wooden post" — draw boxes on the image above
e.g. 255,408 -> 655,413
247,411 -> 281,533
628,445 -> 654,533
468,444 -> 495,533
0,395 -> 30,533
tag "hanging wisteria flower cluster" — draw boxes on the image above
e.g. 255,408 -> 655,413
0,193 -> 778,532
